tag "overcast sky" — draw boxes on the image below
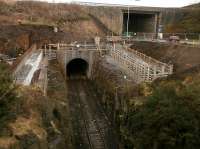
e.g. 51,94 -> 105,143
39,0 -> 200,7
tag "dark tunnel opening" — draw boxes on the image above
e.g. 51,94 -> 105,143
123,13 -> 156,34
67,58 -> 88,78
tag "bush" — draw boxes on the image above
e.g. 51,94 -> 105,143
0,62 -> 12,93
0,63 -> 16,131
4,43 -> 25,58
123,80 -> 200,149
0,2 -> 15,15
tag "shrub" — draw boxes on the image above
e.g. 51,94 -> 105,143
123,80 -> 200,149
0,62 -> 16,125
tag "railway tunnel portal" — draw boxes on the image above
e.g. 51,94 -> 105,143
66,58 -> 89,78
52,43 -> 101,79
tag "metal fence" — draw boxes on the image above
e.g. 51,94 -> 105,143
109,43 -> 173,83
107,33 -> 200,47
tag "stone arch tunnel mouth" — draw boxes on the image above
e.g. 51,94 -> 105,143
67,58 -> 89,79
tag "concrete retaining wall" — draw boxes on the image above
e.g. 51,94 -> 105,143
13,44 -> 37,79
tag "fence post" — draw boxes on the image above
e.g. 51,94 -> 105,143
169,65 -> 173,74
199,34 -> 200,45
49,45 -> 51,60
44,44 -> 47,57
146,66 -> 150,81
113,43 -> 116,51
57,43 -> 60,50
153,66 -> 157,80
161,65 -> 165,74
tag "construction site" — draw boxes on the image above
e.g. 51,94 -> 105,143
0,0 -> 200,149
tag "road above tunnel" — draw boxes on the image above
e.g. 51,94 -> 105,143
67,79 -> 119,149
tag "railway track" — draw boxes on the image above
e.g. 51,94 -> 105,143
82,80 -> 119,149
68,79 -> 109,149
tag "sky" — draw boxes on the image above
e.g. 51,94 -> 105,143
39,0 -> 200,7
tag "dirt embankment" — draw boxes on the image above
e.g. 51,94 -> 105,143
0,25 -> 60,56
130,41 -> 200,74
0,24 -> 72,49
0,2 -> 92,56
0,0 -> 122,56
0,23 -> 105,58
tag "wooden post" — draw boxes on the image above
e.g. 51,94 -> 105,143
169,65 -> 173,74
146,66 -> 150,81
161,65 -> 165,74
84,41 -> 86,50
57,43 -> 60,50
44,45 -> 47,57
199,34 -> 200,45
49,45 -> 51,60
153,66 -> 157,80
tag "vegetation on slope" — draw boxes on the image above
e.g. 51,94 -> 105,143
0,62 -> 17,132
0,0 -> 118,54
165,3 -> 200,33
0,62 -> 48,148
0,1 -> 89,25
119,73 -> 200,149
92,53 -> 200,149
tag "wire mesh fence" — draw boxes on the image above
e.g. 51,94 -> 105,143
107,32 -> 200,47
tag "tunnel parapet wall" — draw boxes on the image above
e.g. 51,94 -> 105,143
57,49 -> 96,79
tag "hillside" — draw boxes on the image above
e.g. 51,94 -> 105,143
0,0 -> 120,56
163,3 -> 200,33
186,2 -> 200,8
